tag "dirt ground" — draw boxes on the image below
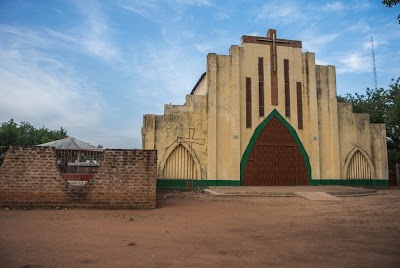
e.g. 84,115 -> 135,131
1,189 -> 400,268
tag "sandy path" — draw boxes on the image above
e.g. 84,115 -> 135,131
1,189 -> 400,267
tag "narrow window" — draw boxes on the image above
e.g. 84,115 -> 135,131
284,59 -> 290,117
246,77 -> 252,128
270,41 -> 278,106
258,57 -> 265,116
297,82 -> 303,129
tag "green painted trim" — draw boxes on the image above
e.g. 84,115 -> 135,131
240,109 -> 312,185
157,179 -> 389,190
157,179 -> 240,190
157,179 -> 187,190
310,179 -> 389,187
206,180 -> 241,187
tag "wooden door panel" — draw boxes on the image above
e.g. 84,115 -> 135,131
243,117 -> 308,186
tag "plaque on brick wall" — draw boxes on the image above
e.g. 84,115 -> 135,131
67,180 -> 88,187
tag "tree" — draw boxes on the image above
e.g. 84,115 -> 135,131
382,0 -> 400,23
0,119 -> 18,146
386,78 -> 400,164
338,77 -> 400,166
0,120 -> 68,146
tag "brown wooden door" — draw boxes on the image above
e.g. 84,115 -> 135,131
243,117 -> 308,186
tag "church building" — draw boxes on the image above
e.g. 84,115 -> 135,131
142,29 -> 389,189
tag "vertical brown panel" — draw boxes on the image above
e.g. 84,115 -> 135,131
258,57 -> 265,116
284,59 -> 290,117
246,77 -> 252,128
284,59 -> 289,83
296,82 -> 303,129
269,36 -> 278,106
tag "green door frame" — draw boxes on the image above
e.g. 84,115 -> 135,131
240,109 -> 312,185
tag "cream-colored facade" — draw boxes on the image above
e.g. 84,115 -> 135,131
142,29 -> 388,188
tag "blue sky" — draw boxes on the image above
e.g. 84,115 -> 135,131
0,0 -> 399,148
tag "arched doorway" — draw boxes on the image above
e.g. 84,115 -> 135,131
345,146 -> 375,180
241,110 -> 310,186
160,144 -> 199,180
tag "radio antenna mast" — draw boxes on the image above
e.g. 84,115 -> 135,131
370,36 -> 378,89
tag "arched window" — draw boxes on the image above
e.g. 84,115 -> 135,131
161,144 -> 198,180
345,148 -> 374,179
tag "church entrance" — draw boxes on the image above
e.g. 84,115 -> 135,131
242,115 -> 309,186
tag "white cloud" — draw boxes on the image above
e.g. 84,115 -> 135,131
215,11 -> 231,20
173,0 -> 213,6
118,0 -> 213,24
0,41 -> 134,148
128,42 -> 204,106
195,43 -> 215,53
362,38 -> 386,50
247,32 -> 259,36
337,52 -> 371,73
73,1 -> 120,62
44,28 -> 78,43
119,4 -> 145,16
301,32 -> 339,53
315,58 -> 330,66
353,2 -> 371,10
0,23 -> 112,144
1,2 -> 121,64
118,0 -> 159,17
1,22 -> 119,64
347,20 -> 371,33
0,25 -> 48,46
321,2 -> 344,12
0,48 -> 106,130
78,127 -> 139,149
256,1 -> 305,25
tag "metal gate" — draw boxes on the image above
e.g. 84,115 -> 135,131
55,149 -> 103,181
389,164 -> 400,186
243,117 -> 308,186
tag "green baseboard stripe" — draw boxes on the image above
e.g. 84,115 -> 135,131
310,179 -> 389,187
157,179 -> 389,190
157,179 -> 188,190
157,179 -> 240,190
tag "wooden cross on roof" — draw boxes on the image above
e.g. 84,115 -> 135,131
242,29 -> 302,106
260,29 -> 290,72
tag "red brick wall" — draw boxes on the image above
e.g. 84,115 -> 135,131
85,149 -> 157,208
0,147 -> 157,209
0,147 -> 67,205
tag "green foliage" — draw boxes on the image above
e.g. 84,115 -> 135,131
386,78 -> 400,164
338,77 -> 400,166
382,0 -> 400,23
382,0 -> 400,7
338,87 -> 389,124
0,119 -> 67,147
383,0 -> 400,7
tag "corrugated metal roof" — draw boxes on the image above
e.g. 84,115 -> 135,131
37,137 -> 101,150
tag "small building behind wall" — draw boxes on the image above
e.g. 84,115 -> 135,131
38,136 -> 104,182
0,146 -> 157,209
142,29 -> 389,189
